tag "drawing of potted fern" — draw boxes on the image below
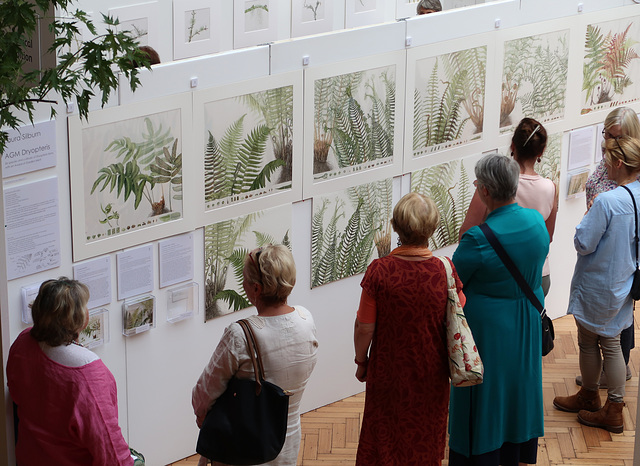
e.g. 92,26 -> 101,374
501,33 -> 568,127
311,179 -> 392,288
583,22 -> 640,112
238,86 -> 294,183
314,69 -> 395,177
411,160 -> 472,250
91,118 -> 182,218
413,46 -> 486,152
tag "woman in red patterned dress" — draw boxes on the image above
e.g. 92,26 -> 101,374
353,192 -> 464,466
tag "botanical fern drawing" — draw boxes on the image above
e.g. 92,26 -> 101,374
501,31 -> 569,130
313,66 -> 396,178
244,1 -> 269,32
82,110 -> 183,242
582,19 -> 640,113
185,9 -> 210,43
413,46 -> 487,156
204,85 -> 293,209
535,133 -> 561,190
411,156 -> 478,250
203,204 -> 292,321
311,178 -> 392,288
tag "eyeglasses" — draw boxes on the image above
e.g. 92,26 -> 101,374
248,248 -> 263,281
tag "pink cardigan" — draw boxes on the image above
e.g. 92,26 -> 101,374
7,329 -> 132,466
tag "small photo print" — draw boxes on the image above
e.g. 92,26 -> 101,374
123,295 -> 156,336
567,170 -> 590,199
184,8 -> 210,43
79,308 -> 109,349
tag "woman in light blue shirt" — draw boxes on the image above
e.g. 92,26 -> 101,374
554,136 -> 640,434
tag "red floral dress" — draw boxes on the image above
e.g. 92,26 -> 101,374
356,255 -> 461,466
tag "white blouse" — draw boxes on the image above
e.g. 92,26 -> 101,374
192,306 -> 319,466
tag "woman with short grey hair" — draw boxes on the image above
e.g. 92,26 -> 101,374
474,152 -> 520,201
449,154 -> 549,465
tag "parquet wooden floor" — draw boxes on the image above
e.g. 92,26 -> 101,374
170,313 -> 640,465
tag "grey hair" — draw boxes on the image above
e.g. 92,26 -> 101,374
475,154 -> 520,202
417,0 -> 442,13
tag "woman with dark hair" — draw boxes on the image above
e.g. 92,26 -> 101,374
460,118 -> 557,295
193,245 -> 318,466
354,192 -> 464,465
7,278 -> 135,465
553,136 -> 640,433
449,154 -> 549,465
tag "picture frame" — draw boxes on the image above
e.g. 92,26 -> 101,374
345,0 -> 385,28
172,0 -> 221,60
68,93 -> 195,261
108,2 -> 159,49
123,294 -> 156,336
233,0 -> 279,49
291,0 -> 335,38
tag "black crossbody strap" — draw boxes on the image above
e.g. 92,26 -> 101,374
621,185 -> 639,268
478,223 -> 546,319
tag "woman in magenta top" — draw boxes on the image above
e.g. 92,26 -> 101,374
7,278 -> 133,466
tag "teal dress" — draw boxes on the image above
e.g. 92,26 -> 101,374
449,203 -> 549,458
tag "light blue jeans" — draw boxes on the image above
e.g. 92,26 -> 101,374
577,321 -> 625,402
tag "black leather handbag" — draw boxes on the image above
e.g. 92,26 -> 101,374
479,223 -> 555,356
622,185 -> 640,301
196,319 -> 291,465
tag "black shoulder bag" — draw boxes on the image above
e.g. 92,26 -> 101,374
621,185 -> 640,300
479,223 -> 555,356
196,319 -> 291,465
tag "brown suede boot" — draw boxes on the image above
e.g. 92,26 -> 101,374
553,387 -> 601,413
577,398 -> 625,433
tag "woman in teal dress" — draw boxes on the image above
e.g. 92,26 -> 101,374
449,154 -> 549,466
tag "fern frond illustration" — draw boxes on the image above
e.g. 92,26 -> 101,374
186,10 -> 208,43
311,179 -> 392,287
412,160 -> 472,250
501,32 -> 568,128
204,115 -> 285,205
245,4 -> 268,14
583,22 -> 640,110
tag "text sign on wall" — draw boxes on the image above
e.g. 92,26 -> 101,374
2,120 -> 57,178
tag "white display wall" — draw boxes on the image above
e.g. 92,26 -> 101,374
2,0 -> 640,464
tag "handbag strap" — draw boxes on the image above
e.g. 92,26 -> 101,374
478,223 -> 546,319
621,185 -> 639,268
237,319 -> 266,395
437,256 -> 455,289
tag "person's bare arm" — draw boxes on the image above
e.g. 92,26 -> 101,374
459,190 -> 488,240
354,318 -> 375,382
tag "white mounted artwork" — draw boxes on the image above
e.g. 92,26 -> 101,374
291,0 -> 335,38
405,33 -> 492,173
345,0 -> 385,28
68,93 -> 194,261
173,0 -> 221,60
303,51 -> 405,198
109,2 -> 159,49
411,152 -> 483,251
234,0 -> 278,49
581,16 -> 640,115
79,308 -> 110,349
311,178 -> 392,288
203,203 -> 292,321
194,71 -> 302,225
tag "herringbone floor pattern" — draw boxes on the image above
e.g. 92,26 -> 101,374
171,313 -> 640,465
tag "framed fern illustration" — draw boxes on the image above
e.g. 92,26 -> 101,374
291,0 -> 334,38
500,30 -> 569,133
69,93 -> 195,261
172,0 -> 221,60
582,17 -> 640,114
311,178 -> 392,288
345,0 -> 386,28
411,153 -> 482,251
303,51 -> 405,198
233,0 -> 280,49
194,71 -> 302,225
203,203 -> 292,321
406,37 -> 489,170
